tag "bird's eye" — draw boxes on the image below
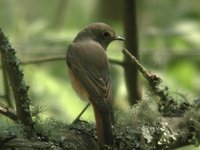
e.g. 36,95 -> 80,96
103,31 -> 110,38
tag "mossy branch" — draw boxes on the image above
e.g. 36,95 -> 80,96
0,120 -> 99,149
122,48 -> 191,116
0,29 -> 34,135
1,138 -> 53,149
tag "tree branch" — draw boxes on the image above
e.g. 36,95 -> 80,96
109,58 -> 124,66
19,55 -> 66,66
122,48 -> 152,79
1,121 -> 98,149
1,138 -> 53,149
0,103 -> 17,121
0,55 -> 66,69
123,0 -> 142,105
0,28 -> 34,136
122,48 -> 191,116
0,55 -> 124,68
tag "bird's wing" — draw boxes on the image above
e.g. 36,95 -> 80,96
66,41 -> 112,114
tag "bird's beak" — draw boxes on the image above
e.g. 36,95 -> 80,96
114,35 -> 125,41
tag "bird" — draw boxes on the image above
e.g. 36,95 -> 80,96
66,22 -> 124,146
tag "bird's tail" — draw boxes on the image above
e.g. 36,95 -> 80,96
92,103 -> 114,146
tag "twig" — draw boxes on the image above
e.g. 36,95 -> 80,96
0,55 -> 65,69
20,55 -> 66,66
0,55 -> 123,68
73,103 -> 90,124
0,49 -> 200,69
0,103 -> 17,121
122,48 -> 161,84
0,28 -> 34,136
122,48 -> 190,116
109,58 -> 124,66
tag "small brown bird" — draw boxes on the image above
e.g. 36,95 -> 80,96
66,22 -> 124,146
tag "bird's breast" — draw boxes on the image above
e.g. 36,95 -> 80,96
67,67 -> 90,102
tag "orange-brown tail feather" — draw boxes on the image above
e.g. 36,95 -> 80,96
92,104 -> 114,146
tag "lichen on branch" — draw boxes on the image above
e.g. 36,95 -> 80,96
0,28 -> 34,136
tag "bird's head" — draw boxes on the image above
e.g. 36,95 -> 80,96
73,22 -> 125,49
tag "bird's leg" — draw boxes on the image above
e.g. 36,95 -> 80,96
72,103 -> 90,124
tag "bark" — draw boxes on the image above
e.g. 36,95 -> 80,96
0,28 -> 34,137
123,0 -> 142,105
